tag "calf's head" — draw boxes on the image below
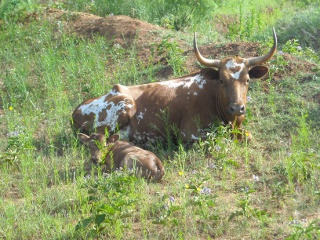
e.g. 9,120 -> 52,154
78,133 -> 120,164
194,28 -> 277,117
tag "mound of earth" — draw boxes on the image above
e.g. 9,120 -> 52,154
38,8 -> 317,81
43,8 -> 163,48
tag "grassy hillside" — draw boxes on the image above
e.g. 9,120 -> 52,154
0,0 -> 319,239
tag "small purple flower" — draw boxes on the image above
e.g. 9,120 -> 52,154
208,163 -> 217,169
200,187 -> 212,195
288,219 -> 300,225
297,46 -> 302,51
7,131 -> 19,137
278,50 -> 284,55
169,196 -> 175,203
242,187 -> 249,193
83,175 -> 91,181
247,96 -> 252,102
214,145 -> 221,151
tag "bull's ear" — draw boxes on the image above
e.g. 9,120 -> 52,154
107,134 -> 120,143
78,133 -> 90,143
201,68 -> 220,80
249,66 -> 269,79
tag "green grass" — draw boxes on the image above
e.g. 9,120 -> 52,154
1,0 -> 320,239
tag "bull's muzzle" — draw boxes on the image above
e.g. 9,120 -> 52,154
229,103 -> 246,116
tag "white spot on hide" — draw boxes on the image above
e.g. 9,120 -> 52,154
136,109 -> 146,124
226,59 -> 245,80
159,74 -> 206,89
106,89 -> 119,97
78,90 -> 132,131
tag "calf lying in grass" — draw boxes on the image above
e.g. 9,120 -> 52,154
78,133 -> 165,182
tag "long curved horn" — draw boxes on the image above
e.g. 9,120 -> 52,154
248,28 -> 277,66
194,32 -> 220,68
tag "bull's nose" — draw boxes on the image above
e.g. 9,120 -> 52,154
229,103 -> 246,116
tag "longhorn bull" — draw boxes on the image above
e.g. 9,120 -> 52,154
72,28 -> 277,144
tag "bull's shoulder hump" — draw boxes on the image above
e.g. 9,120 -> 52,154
112,84 -> 127,93
119,82 -> 161,99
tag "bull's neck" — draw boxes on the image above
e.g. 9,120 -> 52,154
215,93 -> 231,125
204,81 -> 231,125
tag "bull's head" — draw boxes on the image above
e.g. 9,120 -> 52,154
194,28 -> 277,118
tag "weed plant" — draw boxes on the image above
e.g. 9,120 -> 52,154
275,5 -> 320,51
0,0 -> 320,239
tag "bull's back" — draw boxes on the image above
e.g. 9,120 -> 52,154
115,82 -> 160,100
